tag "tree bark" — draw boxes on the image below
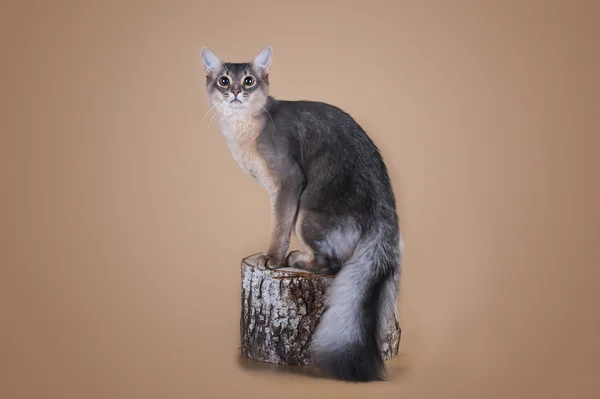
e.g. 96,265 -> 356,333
240,253 -> 401,366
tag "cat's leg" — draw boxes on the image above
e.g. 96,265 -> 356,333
255,178 -> 304,270
285,209 -> 326,272
286,250 -> 334,274
286,210 -> 359,275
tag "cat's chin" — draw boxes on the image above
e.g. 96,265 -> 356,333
228,100 -> 245,108
220,100 -> 267,117
220,103 -> 248,117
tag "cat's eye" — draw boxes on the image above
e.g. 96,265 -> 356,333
218,76 -> 229,86
243,76 -> 255,87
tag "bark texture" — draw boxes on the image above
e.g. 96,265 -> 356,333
240,253 -> 401,366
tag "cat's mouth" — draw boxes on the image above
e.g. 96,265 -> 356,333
228,99 -> 245,109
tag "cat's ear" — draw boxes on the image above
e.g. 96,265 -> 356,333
201,47 -> 222,75
252,46 -> 273,75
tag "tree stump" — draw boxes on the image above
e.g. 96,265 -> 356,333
240,253 -> 401,366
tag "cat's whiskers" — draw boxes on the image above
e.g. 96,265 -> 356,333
207,101 -> 225,130
222,101 -> 230,118
201,101 -> 220,124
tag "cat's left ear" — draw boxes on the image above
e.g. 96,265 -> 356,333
252,46 -> 273,75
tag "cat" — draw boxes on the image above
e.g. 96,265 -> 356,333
200,46 -> 403,382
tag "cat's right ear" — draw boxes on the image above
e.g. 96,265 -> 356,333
252,46 -> 273,76
201,47 -> 222,75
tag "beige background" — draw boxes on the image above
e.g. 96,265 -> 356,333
1,1 -> 599,398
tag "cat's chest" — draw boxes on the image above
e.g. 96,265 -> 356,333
227,140 -> 259,175
220,117 -> 277,194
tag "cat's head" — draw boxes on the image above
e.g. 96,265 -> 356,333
201,46 -> 272,117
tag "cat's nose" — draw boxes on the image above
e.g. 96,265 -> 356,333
231,89 -> 241,97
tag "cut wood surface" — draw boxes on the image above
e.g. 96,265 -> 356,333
240,253 -> 401,366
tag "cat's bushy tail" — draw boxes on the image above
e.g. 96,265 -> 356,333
310,233 -> 401,382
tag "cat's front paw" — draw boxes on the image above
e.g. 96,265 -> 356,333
255,253 -> 284,270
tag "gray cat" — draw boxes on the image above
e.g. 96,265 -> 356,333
201,46 -> 403,382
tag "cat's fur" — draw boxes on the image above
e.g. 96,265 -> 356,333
201,46 -> 403,382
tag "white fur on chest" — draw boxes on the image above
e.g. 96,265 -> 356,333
219,113 -> 278,194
